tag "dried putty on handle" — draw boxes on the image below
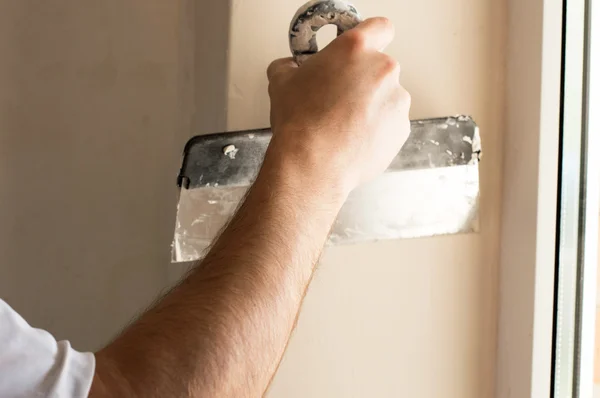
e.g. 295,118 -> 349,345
289,0 -> 362,65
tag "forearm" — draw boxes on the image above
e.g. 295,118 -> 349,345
93,150 -> 346,397
92,16 -> 409,397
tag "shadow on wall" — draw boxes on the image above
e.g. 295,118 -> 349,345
0,0 -> 231,351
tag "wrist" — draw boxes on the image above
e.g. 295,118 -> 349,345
257,142 -> 350,212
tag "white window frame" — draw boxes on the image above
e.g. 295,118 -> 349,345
577,2 -> 600,396
498,0 -> 599,396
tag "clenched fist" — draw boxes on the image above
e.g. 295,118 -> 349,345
265,17 -> 411,197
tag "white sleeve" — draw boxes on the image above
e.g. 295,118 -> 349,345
0,299 -> 95,398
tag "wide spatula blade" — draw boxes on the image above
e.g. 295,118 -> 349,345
172,116 -> 481,263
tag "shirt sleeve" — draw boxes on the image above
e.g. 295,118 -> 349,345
0,299 -> 95,398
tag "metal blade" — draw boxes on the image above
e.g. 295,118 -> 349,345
172,116 -> 481,263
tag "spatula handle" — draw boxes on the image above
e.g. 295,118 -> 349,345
289,0 -> 362,65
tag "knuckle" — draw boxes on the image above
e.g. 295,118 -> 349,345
267,58 -> 291,81
267,60 -> 278,73
267,69 -> 284,85
382,56 -> 400,74
344,30 -> 367,53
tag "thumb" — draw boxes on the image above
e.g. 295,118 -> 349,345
267,57 -> 298,82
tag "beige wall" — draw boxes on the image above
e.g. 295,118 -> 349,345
0,0 -> 505,397
227,1 -> 506,397
0,1 -> 191,350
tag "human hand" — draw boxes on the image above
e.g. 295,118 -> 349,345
266,17 -> 411,197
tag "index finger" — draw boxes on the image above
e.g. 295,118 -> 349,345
343,17 -> 395,52
267,57 -> 298,81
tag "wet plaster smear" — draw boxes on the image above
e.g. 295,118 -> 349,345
189,0 -> 505,396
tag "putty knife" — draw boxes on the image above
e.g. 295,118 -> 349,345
171,0 -> 482,263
